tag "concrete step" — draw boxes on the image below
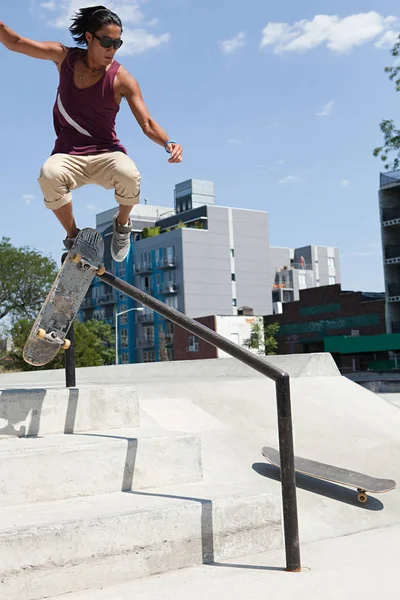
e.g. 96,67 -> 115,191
42,525 -> 400,600
0,386 -> 139,436
0,429 -> 203,505
0,484 -> 281,600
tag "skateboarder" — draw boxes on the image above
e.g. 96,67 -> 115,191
0,6 -> 183,262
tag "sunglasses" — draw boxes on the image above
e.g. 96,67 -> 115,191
91,32 -> 123,50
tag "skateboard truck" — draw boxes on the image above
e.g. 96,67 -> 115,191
69,253 -> 105,275
36,328 -> 71,350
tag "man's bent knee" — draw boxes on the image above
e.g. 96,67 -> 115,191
113,156 -> 142,206
38,155 -> 73,211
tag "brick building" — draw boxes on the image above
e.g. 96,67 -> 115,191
263,284 -> 388,371
173,315 -> 264,361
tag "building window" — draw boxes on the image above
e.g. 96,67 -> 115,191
143,350 -> 156,362
119,304 -> 128,324
231,273 -> 236,281
121,329 -> 128,348
165,296 -> 178,309
328,257 -> 335,268
121,353 -> 129,364
329,276 -> 336,285
187,336 -> 199,352
232,298 -> 237,307
118,260 -> 126,277
93,308 -> 106,320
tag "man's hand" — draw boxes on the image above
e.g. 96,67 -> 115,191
166,142 -> 183,164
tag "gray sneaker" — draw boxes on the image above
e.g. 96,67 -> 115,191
63,229 -> 80,250
111,215 -> 132,262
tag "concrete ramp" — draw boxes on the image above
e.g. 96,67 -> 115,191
0,353 -> 399,598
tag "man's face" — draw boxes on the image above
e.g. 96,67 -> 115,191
86,24 -> 123,65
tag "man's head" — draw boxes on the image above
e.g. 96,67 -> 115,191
69,5 -> 123,65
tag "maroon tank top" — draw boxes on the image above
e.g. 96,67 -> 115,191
51,48 -> 127,156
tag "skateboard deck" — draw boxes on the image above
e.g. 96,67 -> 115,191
262,446 -> 396,503
23,228 -> 104,367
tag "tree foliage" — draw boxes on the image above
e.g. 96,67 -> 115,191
244,320 -> 280,356
2,318 -> 115,372
374,35 -> 400,170
0,238 -> 58,322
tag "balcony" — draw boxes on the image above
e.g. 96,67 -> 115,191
96,293 -> 116,305
81,297 -> 93,308
158,282 -> 178,295
388,283 -> 400,302
291,262 -> 313,270
136,336 -> 155,348
136,311 -> 155,324
385,245 -> 400,264
134,261 -> 153,274
141,286 -> 153,295
382,208 -> 400,226
156,256 -> 176,269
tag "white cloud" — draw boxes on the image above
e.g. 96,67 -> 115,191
86,203 -> 102,211
375,30 -> 399,49
340,179 -> 350,186
261,12 -> 399,54
43,1 -> 170,55
266,121 -> 280,130
221,32 -> 246,54
22,194 -> 35,205
119,29 -> 170,56
40,0 -> 56,9
279,175 -> 299,184
228,138 -> 243,144
317,100 -> 335,117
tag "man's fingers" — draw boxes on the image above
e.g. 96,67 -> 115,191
168,145 -> 183,163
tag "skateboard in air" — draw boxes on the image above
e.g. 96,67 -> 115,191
262,446 -> 396,503
23,228 -> 105,367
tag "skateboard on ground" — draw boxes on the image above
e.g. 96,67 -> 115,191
23,228 -> 105,367
261,446 -> 396,503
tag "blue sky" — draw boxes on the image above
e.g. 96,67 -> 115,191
1,1 -> 399,292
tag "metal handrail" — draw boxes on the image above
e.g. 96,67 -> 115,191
97,269 -> 301,572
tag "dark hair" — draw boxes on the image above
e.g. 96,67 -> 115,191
69,5 -> 122,46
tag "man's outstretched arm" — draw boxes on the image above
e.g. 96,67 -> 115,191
0,21 -> 67,64
117,68 -> 183,163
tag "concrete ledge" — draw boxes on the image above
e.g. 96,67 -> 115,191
0,488 -> 281,600
0,354 -> 340,389
0,429 -> 203,505
0,387 -> 139,437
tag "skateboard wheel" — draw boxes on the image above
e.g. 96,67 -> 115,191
36,328 -> 46,340
357,492 -> 368,504
62,339 -> 71,350
97,264 -> 106,276
70,252 -> 82,263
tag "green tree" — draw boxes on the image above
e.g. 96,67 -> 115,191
0,238 -> 58,322
374,35 -> 400,170
158,329 -> 169,362
142,226 -> 161,238
264,323 -> 280,355
4,318 -> 115,371
244,320 -> 280,356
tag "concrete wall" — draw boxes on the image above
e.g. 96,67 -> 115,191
181,215 -> 233,317
215,315 -> 264,358
231,208 -> 272,316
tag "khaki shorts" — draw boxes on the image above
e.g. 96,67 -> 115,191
38,152 -> 141,211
